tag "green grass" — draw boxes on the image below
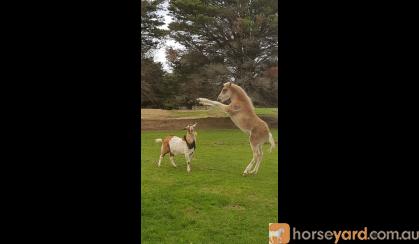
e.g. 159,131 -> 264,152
141,129 -> 278,243
254,107 -> 278,117
168,107 -> 278,119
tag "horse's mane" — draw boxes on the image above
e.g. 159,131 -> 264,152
230,84 -> 255,110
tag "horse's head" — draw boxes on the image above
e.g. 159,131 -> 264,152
217,82 -> 233,102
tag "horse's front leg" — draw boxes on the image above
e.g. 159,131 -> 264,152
196,98 -> 228,112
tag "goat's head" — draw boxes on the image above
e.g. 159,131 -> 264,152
184,123 -> 198,136
217,82 -> 233,102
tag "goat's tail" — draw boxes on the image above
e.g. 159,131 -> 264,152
268,132 -> 275,153
155,138 -> 163,143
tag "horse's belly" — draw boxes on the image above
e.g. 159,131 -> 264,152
230,116 -> 251,134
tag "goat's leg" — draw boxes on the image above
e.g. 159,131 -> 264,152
157,145 -> 168,167
157,154 -> 164,167
169,154 -> 177,168
184,152 -> 191,173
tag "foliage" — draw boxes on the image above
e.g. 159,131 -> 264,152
166,0 -> 278,105
141,0 -> 167,57
141,0 -> 168,106
141,0 -> 278,108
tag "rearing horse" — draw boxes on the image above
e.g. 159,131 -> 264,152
197,82 -> 275,176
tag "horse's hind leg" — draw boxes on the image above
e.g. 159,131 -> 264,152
243,157 -> 255,176
243,142 -> 258,176
250,145 -> 263,175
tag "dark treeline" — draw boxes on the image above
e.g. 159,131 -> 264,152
141,0 -> 278,109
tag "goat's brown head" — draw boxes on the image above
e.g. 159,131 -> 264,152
184,123 -> 198,135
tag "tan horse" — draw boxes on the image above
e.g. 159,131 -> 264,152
197,82 -> 275,176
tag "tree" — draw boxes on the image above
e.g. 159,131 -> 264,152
141,0 -> 166,57
141,0 -> 167,107
165,47 -> 231,108
141,58 -> 166,107
168,0 -> 278,101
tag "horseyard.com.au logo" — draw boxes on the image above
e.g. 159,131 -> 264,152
268,224 -> 419,243
269,223 -> 290,244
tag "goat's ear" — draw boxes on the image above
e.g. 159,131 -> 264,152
227,82 -> 232,87
192,122 -> 197,127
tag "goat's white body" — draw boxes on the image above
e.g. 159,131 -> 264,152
155,127 -> 197,173
168,136 -> 194,156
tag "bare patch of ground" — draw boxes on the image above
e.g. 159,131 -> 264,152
141,116 -> 277,130
141,108 -> 278,130
141,109 -> 173,120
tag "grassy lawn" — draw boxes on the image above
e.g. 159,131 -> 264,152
141,129 -> 278,243
254,107 -> 278,117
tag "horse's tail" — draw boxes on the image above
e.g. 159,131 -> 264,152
155,138 -> 163,143
268,132 -> 275,153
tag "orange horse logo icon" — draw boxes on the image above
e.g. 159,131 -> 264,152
269,223 -> 290,244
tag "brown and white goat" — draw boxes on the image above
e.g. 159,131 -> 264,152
154,123 -> 197,173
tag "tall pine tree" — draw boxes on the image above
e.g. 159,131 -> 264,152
141,0 -> 167,107
168,0 -> 278,105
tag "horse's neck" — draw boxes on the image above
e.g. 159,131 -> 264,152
230,97 -> 254,112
